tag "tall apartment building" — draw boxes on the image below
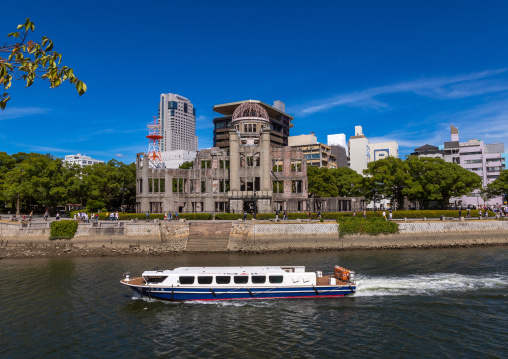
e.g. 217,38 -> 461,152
327,134 -> 349,168
348,126 -> 399,175
158,93 -> 198,152
288,133 -> 337,168
412,125 -> 506,207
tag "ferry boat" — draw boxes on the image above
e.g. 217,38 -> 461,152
120,265 -> 356,301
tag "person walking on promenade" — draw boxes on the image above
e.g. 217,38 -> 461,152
307,209 -> 311,220
175,212 -> 178,220
44,211 -> 48,221
243,211 -> 247,221
29,211 -> 33,221
283,210 -> 287,221
318,210 -> 321,220
146,211 -> 149,220
56,211 -> 60,221
363,210 -> 366,219
479,209 -> 482,219
353,211 -> 356,217
382,211 -> 386,221
115,211 -> 119,221
389,210 -> 393,221
275,209 -> 279,221
467,209 -> 471,218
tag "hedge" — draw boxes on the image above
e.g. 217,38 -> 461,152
68,211 -> 212,221
215,213 -> 252,220
49,220 -> 78,240
337,217 -> 398,237
390,210 -> 495,219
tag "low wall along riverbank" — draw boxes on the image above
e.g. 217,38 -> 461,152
1,220 -> 508,258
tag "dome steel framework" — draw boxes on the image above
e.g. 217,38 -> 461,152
232,102 -> 269,122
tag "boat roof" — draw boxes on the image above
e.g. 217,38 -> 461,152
142,266 -> 306,276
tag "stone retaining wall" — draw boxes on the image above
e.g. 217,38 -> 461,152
1,221 -> 508,252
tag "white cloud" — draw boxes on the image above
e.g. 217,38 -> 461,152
115,153 -> 124,157
294,69 -> 508,116
0,107 -> 51,120
196,115 -> 214,129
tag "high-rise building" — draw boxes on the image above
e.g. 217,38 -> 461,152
348,126 -> 399,175
158,93 -> 198,152
327,134 -> 348,168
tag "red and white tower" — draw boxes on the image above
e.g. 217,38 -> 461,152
146,116 -> 163,167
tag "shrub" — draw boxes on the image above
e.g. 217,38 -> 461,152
178,213 -> 212,220
337,217 -> 398,237
49,220 -> 78,240
391,210 -> 495,219
215,213 -> 252,220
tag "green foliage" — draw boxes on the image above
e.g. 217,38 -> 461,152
1,18 -> 86,110
178,161 -> 194,169
255,212 -> 382,220
403,156 -> 482,208
86,199 -> 106,212
307,166 -> 364,198
1,153 -> 136,214
391,210 -> 495,219
485,169 -> 508,196
179,213 -> 212,220
215,213 -> 252,220
49,220 -> 78,240
337,217 -> 398,237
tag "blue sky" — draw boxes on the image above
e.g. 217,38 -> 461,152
2,1 -> 508,162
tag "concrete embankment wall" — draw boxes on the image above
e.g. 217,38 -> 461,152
1,221 -> 508,252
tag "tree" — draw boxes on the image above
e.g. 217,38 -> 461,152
179,161 -> 194,169
1,18 -> 86,109
404,156 -> 482,208
307,166 -> 338,197
363,157 -> 410,207
485,170 -> 508,197
330,167 -> 365,197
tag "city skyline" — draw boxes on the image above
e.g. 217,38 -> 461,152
1,1 -> 508,162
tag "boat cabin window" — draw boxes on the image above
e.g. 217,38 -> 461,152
179,276 -> 195,285
145,276 -> 168,284
269,275 -> 284,284
198,276 -> 213,285
251,275 -> 266,284
234,276 -> 249,284
216,276 -> 231,284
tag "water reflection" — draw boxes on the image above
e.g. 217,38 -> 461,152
0,247 -> 506,358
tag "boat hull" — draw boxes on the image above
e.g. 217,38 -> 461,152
123,284 -> 356,301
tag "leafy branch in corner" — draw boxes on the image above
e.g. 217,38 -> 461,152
0,18 -> 86,109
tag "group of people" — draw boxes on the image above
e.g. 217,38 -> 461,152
162,212 -> 178,221
105,212 -> 120,221
459,205 -> 508,219
274,209 -> 288,221
74,212 -> 100,223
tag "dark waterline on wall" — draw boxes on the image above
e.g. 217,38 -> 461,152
0,247 -> 507,358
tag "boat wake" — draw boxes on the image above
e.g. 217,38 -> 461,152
354,273 -> 508,297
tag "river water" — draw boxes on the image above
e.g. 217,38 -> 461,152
0,247 -> 507,358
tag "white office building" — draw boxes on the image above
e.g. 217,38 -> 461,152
348,126 -> 399,175
327,133 -> 347,155
158,93 -> 198,152
64,154 -> 104,167
160,149 -> 197,169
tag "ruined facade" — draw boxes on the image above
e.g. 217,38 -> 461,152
136,101 -> 365,214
